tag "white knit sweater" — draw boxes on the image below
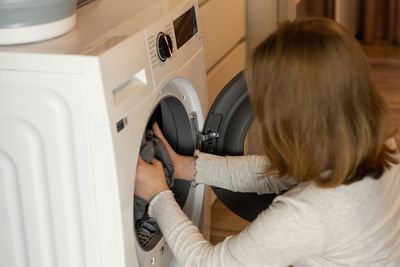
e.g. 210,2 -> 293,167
149,141 -> 400,267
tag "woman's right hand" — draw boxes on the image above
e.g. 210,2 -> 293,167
152,123 -> 196,182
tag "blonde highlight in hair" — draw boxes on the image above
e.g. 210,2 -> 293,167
247,17 -> 397,187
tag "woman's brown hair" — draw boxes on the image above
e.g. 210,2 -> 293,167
247,17 -> 397,187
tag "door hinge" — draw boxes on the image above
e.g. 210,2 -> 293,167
190,112 -> 219,142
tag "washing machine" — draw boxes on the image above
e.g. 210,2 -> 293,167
0,0 -> 265,266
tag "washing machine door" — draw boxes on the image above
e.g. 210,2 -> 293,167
200,71 -> 278,222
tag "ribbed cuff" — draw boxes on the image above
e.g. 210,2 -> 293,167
148,190 -> 174,218
193,150 -> 228,185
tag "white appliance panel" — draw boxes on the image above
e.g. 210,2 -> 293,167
0,1 -> 207,266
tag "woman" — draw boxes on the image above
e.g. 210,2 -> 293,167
135,17 -> 400,266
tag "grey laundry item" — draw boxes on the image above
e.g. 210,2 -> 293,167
133,130 -> 154,221
135,217 -> 160,249
140,129 -> 156,163
134,129 -> 175,221
134,198 -> 148,222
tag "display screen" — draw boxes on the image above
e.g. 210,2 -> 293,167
173,7 -> 198,49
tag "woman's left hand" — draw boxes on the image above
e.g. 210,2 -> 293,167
135,156 -> 169,202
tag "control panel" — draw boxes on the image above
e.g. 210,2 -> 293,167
147,5 -> 198,67
147,24 -> 174,68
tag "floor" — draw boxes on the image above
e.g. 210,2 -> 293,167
209,41 -> 400,245
363,41 -> 400,142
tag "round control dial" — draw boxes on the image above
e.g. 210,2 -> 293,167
157,32 -> 173,61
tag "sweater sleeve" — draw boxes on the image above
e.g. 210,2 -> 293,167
149,189 -> 325,267
194,151 -> 297,194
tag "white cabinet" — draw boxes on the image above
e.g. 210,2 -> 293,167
206,41 -> 247,107
199,0 -> 246,71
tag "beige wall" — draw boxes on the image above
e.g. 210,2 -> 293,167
335,0 -> 359,35
246,0 -> 278,54
246,0 -> 297,54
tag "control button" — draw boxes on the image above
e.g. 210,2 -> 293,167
157,32 -> 173,61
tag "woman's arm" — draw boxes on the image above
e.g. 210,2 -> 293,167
148,189 -> 324,267
134,138 -> 320,266
194,151 -> 297,194
152,123 -> 297,194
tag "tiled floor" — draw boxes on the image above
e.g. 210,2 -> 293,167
209,41 -> 400,245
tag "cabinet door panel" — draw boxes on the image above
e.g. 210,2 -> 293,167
200,0 -> 246,70
206,41 -> 246,110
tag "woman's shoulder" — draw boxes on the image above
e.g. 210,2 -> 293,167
274,161 -> 400,222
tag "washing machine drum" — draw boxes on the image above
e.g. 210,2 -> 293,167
135,96 -> 197,251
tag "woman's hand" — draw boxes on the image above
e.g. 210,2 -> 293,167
152,123 -> 196,181
135,157 -> 169,202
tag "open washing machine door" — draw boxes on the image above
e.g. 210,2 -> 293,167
200,71 -> 278,222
